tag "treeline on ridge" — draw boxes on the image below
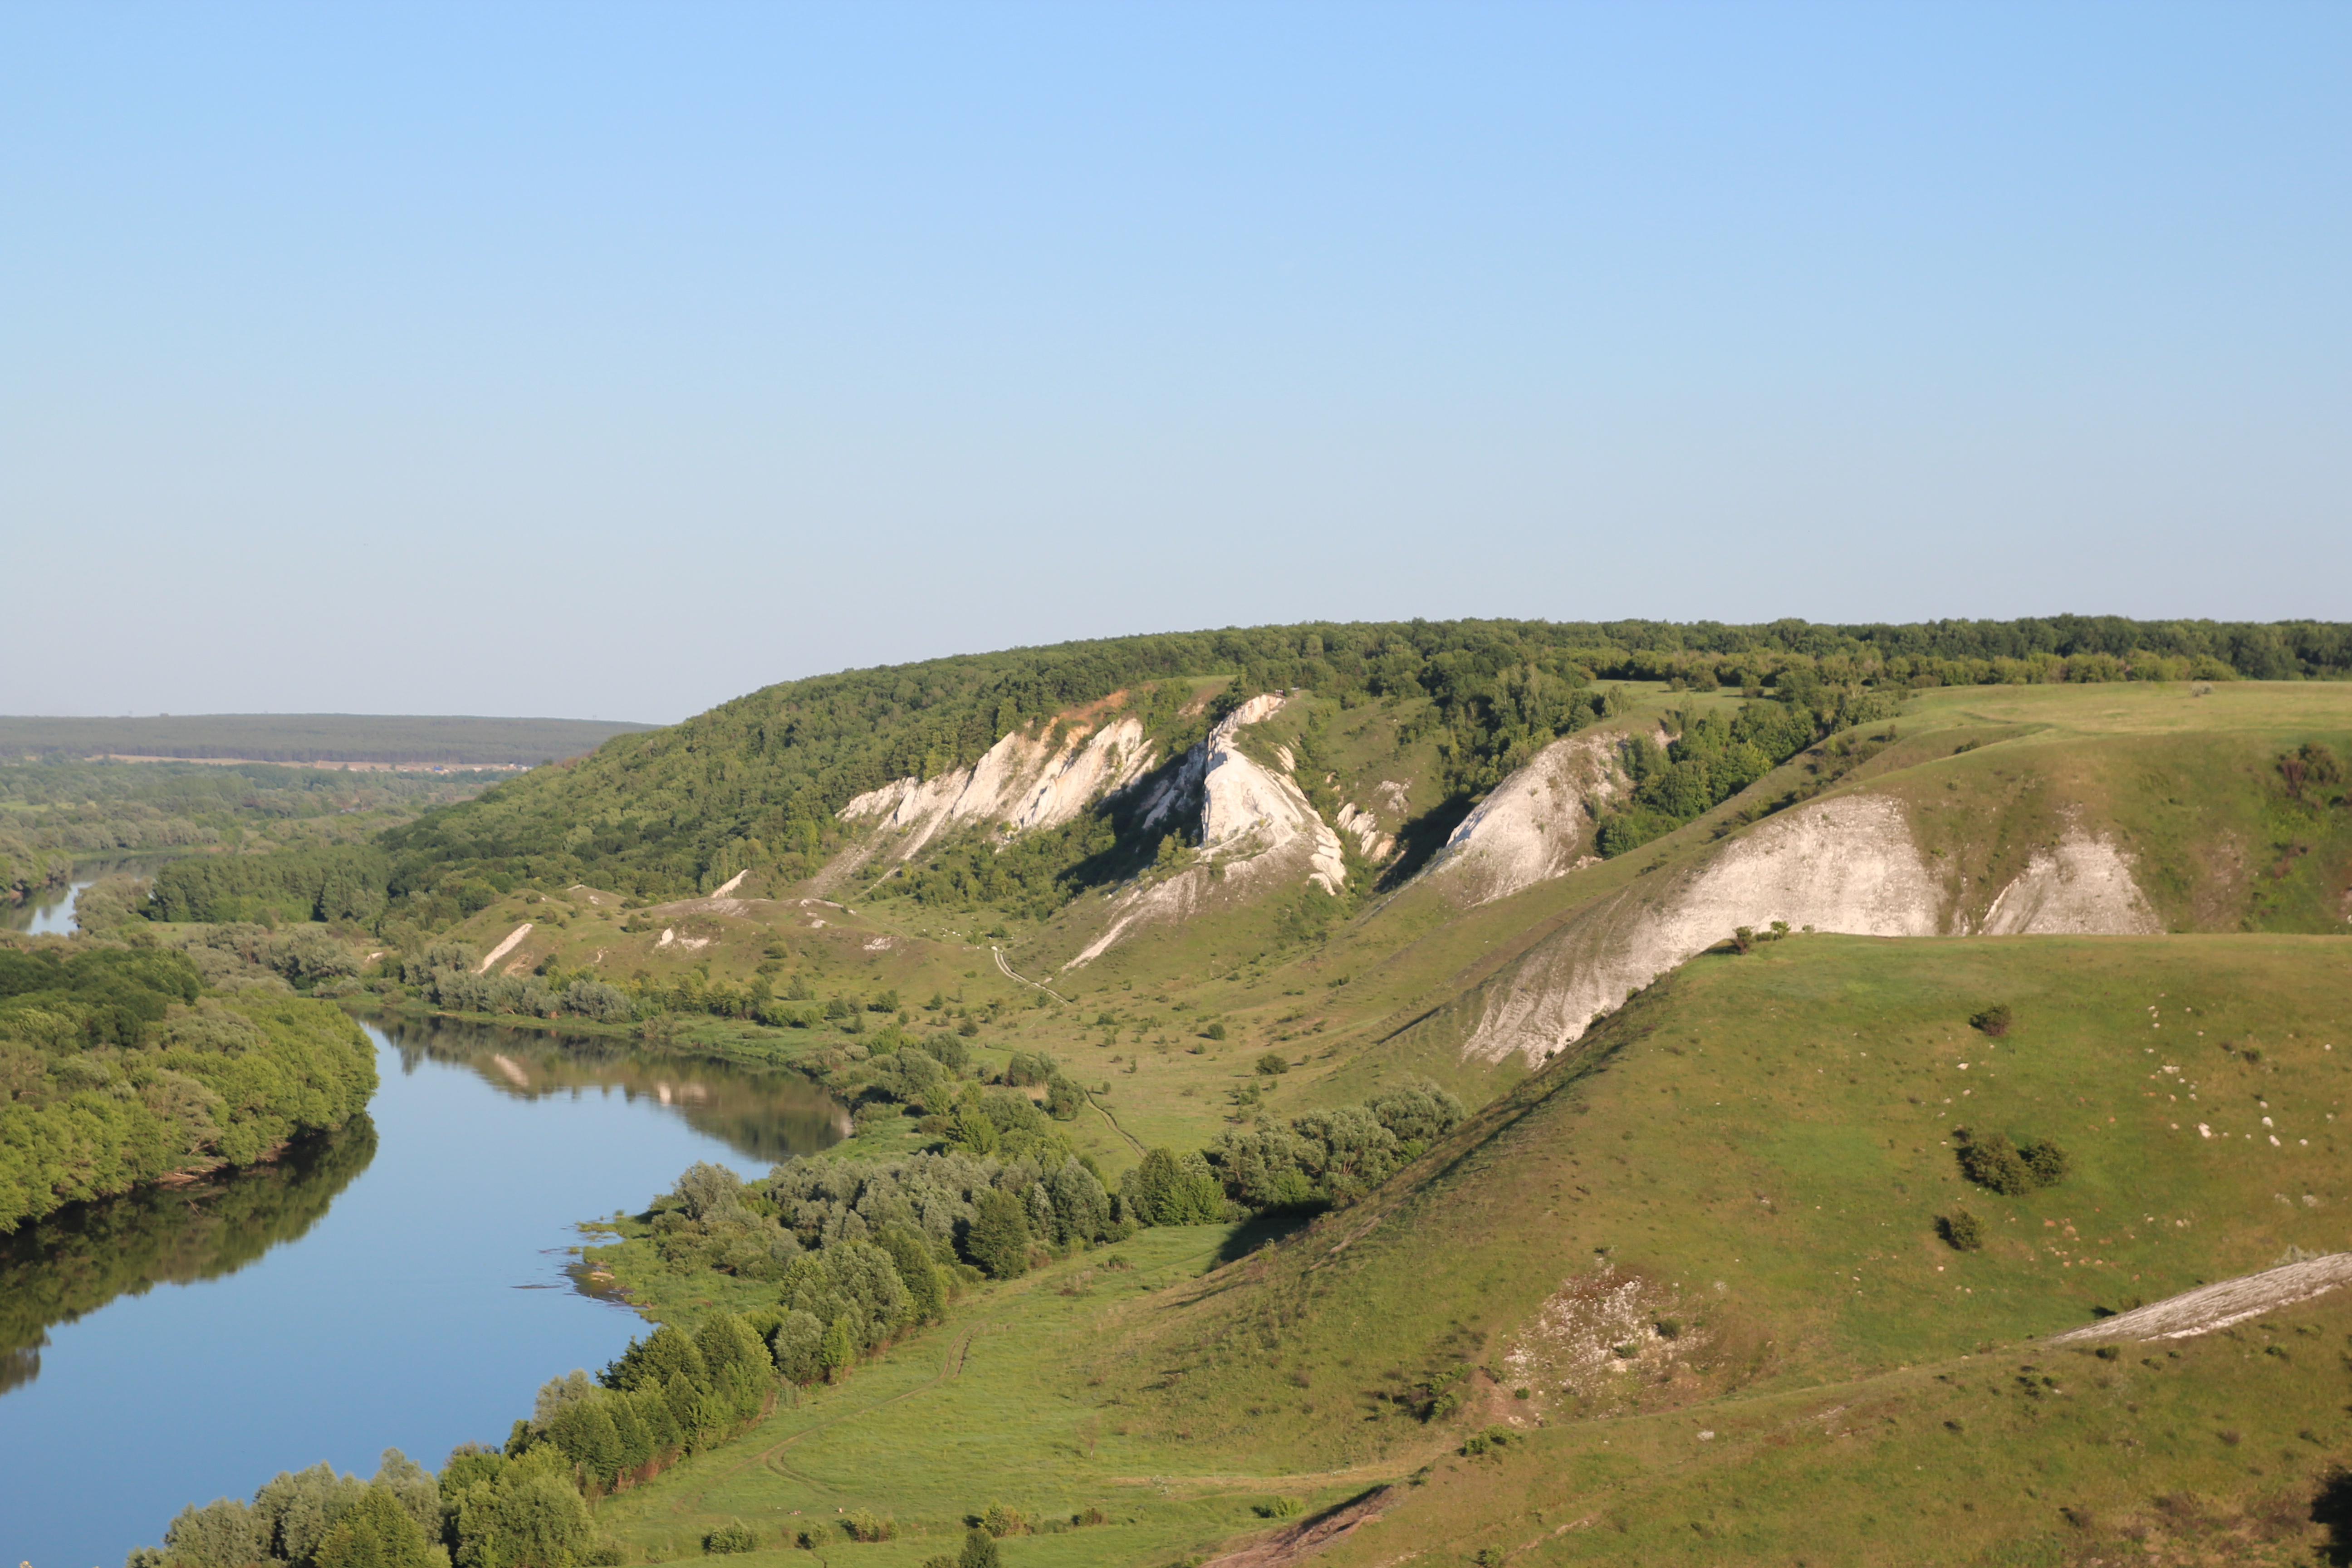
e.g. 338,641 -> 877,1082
120,616 -> 2352,925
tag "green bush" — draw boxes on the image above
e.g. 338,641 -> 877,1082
1254,1052 -> 1289,1076
703,1520 -> 759,1554
1252,1496 -> 1305,1519
1939,1209 -> 1986,1250
1970,1004 -> 2014,1037
982,1501 -> 1029,1536
1956,1130 -> 2069,1196
844,1509 -> 896,1542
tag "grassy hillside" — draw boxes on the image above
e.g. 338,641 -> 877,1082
516,934 -> 2352,1567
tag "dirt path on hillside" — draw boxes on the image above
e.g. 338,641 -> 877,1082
2047,1252 -> 2352,1345
992,945 -> 1069,1003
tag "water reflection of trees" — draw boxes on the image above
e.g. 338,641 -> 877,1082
0,1117 -> 377,1396
370,1016 -> 847,1166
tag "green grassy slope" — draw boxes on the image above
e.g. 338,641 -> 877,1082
533,935 -> 2352,1567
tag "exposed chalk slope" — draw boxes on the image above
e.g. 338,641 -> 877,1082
1981,827 -> 2163,935
1068,695 -> 1347,968
1463,794 -> 1941,1063
833,715 -> 1155,877
2047,1254 -> 2352,1344
1426,730 -> 1623,905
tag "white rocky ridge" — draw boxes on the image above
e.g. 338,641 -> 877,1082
1979,827 -> 2162,935
833,715 -> 1155,873
1427,730 -> 1625,905
1068,695 -> 1347,968
1334,802 -> 1395,861
1459,789 -> 2169,1066
1462,794 -> 1941,1063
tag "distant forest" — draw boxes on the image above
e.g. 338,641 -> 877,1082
0,714 -> 652,768
0,760 -> 504,906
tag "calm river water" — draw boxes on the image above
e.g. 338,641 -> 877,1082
0,1016 -> 844,1568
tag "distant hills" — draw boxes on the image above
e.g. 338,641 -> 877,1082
0,714 -> 654,769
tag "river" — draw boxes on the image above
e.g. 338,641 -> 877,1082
0,1015 -> 845,1568
2,859 -> 162,937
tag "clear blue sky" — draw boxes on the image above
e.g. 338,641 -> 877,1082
5,2 -> 2345,723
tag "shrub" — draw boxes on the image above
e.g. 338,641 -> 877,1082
1955,1131 -> 2033,1195
1939,1209 -> 1986,1250
1254,1052 -> 1289,1076
1970,1004 -> 2013,1037
1955,1130 -> 2068,1195
1462,1434 -> 1491,1456
981,1501 -> 1030,1536
844,1509 -> 896,1542
703,1520 -> 759,1554
1252,1496 -> 1304,1519
956,1530 -> 1002,1568
2023,1139 -> 2072,1188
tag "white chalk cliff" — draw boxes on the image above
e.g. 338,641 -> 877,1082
1426,730 -> 1625,905
1459,791 -> 2167,1067
1979,828 -> 2162,936
833,715 -> 1155,875
1067,694 -> 1347,967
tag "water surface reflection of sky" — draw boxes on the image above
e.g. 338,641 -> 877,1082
0,1019 -> 841,1568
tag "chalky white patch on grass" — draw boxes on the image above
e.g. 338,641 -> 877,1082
476,923 -> 533,973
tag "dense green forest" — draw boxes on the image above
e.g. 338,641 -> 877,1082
0,713 -> 651,767
0,757 -> 505,907
0,947 -> 377,1231
131,617 -> 2352,923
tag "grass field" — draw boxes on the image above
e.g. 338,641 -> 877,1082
562,932 -> 2352,1565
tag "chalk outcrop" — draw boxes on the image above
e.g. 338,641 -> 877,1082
1428,731 -> 1624,905
1458,787 -> 2174,1066
1980,828 -> 2162,936
1334,802 -> 1396,861
1463,794 -> 1941,1064
1068,695 -> 1346,968
834,715 -> 1156,876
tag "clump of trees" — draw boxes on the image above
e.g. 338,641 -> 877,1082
1196,1079 -> 1468,1212
144,1450 -> 448,1568
0,949 -> 377,1232
1955,1129 -> 2070,1196
149,846 -> 397,925
1593,701 -> 1849,857
139,1305 -> 791,1568
641,1146 -> 1123,1300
